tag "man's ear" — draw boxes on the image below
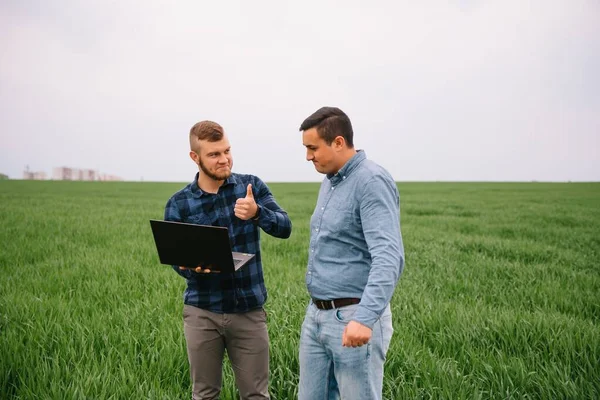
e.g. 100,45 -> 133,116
189,151 -> 199,164
333,135 -> 346,150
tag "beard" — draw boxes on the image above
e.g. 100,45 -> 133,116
198,157 -> 232,181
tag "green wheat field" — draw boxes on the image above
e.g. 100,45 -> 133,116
1,180 -> 599,399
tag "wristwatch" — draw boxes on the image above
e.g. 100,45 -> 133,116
252,205 -> 262,221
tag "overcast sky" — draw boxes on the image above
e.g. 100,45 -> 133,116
1,0 -> 599,182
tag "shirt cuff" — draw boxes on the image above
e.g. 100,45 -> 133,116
251,205 -> 262,224
352,305 -> 380,329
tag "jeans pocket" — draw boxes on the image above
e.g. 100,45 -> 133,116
334,305 -> 357,323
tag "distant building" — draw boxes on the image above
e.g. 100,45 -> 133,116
53,167 -> 72,180
23,171 -> 47,180
52,166 -> 121,181
83,169 -> 97,181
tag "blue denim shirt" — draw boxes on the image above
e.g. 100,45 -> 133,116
306,151 -> 404,329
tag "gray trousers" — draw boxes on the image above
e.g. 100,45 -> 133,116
183,305 -> 270,400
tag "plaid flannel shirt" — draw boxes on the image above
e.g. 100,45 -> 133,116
164,172 -> 292,313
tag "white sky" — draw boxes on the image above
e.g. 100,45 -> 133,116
1,0 -> 599,182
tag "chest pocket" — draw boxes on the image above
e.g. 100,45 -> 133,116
329,208 -> 354,233
320,200 -> 360,233
186,214 -> 213,226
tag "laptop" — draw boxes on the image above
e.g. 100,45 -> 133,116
149,219 -> 255,273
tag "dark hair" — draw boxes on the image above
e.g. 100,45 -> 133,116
299,106 -> 354,147
189,120 -> 224,150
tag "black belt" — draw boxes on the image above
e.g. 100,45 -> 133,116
312,298 -> 360,310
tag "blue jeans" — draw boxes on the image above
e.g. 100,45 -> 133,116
298,302 -> 393,400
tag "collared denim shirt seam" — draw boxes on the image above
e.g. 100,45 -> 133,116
307,175 -> 342,288
307,151 -> 366,291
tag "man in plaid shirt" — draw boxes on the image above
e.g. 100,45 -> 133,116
164,120 -> 292,400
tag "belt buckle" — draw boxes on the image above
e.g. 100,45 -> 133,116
329,300 -> 336,309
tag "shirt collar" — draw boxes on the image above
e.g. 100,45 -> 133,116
191,172 -> 237,198
327,150 -> 366,186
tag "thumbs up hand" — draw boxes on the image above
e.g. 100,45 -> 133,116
234,184 -> 259,220
245,184 -> 254,199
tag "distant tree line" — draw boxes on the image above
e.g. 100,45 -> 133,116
0,173 -> 8,180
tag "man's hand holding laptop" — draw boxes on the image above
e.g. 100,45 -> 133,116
179,264 -> 219,273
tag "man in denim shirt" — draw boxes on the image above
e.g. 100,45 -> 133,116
298,107 -> 404,400
164,120 -> 292,400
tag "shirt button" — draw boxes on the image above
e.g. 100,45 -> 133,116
343,176 -> 346,179
321,207 -> 324,210
331,187 -> 334,190
315,228 -> 319,232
